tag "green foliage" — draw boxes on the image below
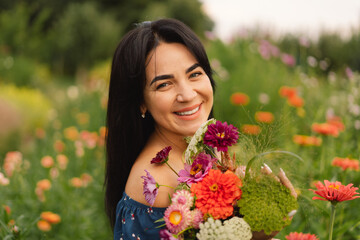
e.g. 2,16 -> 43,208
238,175 -> 298,235
48,2 -> 122,75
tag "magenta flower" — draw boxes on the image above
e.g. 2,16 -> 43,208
151,146 -> 172,164
159,229 -> 178,240
141,170 -> 158,206
178,153 -> 215,185
203,121 -> 239,151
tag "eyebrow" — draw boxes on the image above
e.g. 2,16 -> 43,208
150,63 -> 201,86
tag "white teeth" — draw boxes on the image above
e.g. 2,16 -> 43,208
176,106 -> 199,116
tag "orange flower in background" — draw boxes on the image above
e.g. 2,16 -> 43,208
36,179 -> 52,191
80,130 -> 98,149
70,177 -> 83,188
81,173 -> 93,187
285,232 -> 319,240
255,111 -> 274,124
41,212 -> 61,224
53,140 -> 65,153
332,157 -> 359,171
279,86 -> 297,98
98,126 -> 107,146
293,135 -> 322,147
309,180 -> 360,203
241,124 -> 261,135
41,156 -> 54,168
3,205 -> 11,215
3,151 -> 23,177
76,112 -> 90,125
35,128 -> 46,139
56,154 -> 69,170
230,92 -> 250,106
312,123 -> 339,137
191,169 -> 242,220
37,220 -> 51,231
63,126 -> 79,141
327,116 -> 345,132
287,95 -> 304,108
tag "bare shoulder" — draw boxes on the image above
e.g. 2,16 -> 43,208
125,146 -> 177,208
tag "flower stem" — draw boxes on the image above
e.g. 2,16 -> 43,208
329,203 -> 337,240
158,184 -> 175,189
165,162 -> 179,177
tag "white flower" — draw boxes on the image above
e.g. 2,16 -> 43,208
196,217 -> 252,240
223,217 -> 252,240
184,118 -> 216,164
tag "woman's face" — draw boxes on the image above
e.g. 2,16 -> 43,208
143,42 -> 213,138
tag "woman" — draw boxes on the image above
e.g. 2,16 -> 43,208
105,18 -> 216,239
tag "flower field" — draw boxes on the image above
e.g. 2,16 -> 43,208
1,32 -> 360,239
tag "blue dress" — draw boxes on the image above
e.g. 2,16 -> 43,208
114,192 -> 166,240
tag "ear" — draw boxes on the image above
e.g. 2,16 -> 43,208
140,104 -> 147,115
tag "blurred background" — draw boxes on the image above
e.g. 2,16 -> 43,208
0,0 -> 359,239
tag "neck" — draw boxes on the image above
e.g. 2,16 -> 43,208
151,127 -> 188,155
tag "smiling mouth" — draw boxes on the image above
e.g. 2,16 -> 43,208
175,105 -> 200,116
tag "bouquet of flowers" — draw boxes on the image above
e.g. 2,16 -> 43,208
142,119 -> 299,240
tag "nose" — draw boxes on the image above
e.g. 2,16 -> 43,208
176,82 -> 197,102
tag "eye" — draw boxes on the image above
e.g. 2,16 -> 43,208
156,82 -> 170,90
190,72 -> 202,78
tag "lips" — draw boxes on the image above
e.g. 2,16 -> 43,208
174,104 -> 201,116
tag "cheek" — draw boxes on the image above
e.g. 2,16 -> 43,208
144,93 -> 174,116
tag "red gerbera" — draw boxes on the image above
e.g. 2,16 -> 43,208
332,157 -> 359,171
285,232 -> 319,240
203,121 -> 239,152
309,180 -> 360,203
190,169 -> 242,220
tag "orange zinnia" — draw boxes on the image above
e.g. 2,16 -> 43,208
37,220 -> 51,231
327,116 -> 345,132
293,135 -> 322,146
312,123 -> 339,137
254,111 -> 274,124
279,86 -> 297,98
191,169 -> 242,220
230,92 -> 250,106
287,95 -> 304,108
41,211 -> 61,224
241,124 -> 261,135
332,157 -> 359,171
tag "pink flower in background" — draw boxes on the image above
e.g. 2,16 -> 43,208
151,146 -> 172,164
159,229 -> 178,240
203,121 -> 239,151
286,232 -> 319,240
281,53 -> 296,67
178,153 -> 215,185
141,170 -> 159,206
309,180 -> 360,203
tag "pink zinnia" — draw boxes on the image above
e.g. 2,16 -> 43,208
141,170 -> 158,206
309,180 -> 360,203
178,153 -> 215,185
151,146 -> 172,164
164,203 -> 192,234
203,121 -> 239,152
286,232 -> 319,240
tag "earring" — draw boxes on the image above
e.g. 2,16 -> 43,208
141,113 -> 145,118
